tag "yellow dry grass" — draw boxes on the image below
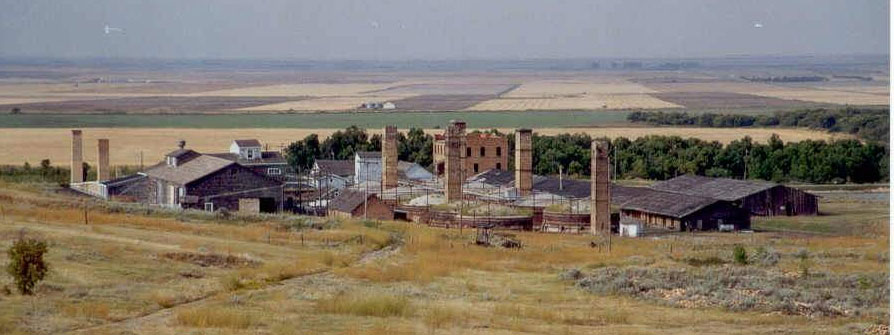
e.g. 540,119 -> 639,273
0,127 -> 845,166
467,94 -> 681,110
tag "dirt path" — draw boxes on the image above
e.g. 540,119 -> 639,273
63,236 -> 403,334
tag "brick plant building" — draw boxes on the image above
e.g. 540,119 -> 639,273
650,175 -> 818,216
434,127 -> 509,177
328,189 -> 393,221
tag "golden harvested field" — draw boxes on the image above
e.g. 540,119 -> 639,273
240,95 -> 411,112
467,79 -> 682,110
194,83 -> 411,97
0,127 -> 848,167
749,87 -> 889,105
0,184 -> 887,334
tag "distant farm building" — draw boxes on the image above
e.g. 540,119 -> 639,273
619,189 -> 751,233
650,175 -> 818,216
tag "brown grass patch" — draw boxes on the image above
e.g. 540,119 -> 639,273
175,307 -> 257,329
316,292 -> 411,318
159,252 -> 261,268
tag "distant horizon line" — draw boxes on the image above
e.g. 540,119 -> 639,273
0,52 -> 888,64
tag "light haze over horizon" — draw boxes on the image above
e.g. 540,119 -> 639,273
0,0 -> 889,60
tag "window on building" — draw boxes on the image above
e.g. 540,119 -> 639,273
473,163 -> 479,173
178,187 -> 185,197
204,202 -> 214,212
496,163 -> 501,170
466,147 -> 471,157
480,147 -> 485,157
267,167 -> 282,175
496,147 -> 502,156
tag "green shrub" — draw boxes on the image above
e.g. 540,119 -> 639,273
733,245 -> 748,265
6,234 -> 49,295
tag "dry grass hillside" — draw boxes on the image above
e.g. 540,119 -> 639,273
0,182 -> 887,334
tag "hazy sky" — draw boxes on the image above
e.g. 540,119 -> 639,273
0,0 -> 888,60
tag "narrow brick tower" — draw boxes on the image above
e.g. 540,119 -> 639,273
97,138 -> 110,181
382,125 -> 399,189
71,130 -> 84,183
590,140 -> 611,234
515,128 -> 533,196
444,120 -> 466,201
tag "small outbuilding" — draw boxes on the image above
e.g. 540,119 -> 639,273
327,189 -> 393,221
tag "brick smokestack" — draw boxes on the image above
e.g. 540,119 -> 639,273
97,138 -> 110,181
590,140 -> 611,234
514,128 -> 533,196
71,130 -> 84,183
382,125 -> 399,189
444,120 -> 466,201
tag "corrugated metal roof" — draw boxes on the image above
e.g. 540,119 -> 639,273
650,174 -> 777,201
620,189 -> 720,218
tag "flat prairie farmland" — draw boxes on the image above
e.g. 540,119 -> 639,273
0,127 -> 847,166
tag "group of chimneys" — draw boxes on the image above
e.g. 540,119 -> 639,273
70,130 -> 111,184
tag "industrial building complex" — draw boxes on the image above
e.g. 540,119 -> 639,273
68,120 -> 818,237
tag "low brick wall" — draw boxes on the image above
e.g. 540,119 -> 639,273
541,211 -> 590,233
395,205 -> 533,230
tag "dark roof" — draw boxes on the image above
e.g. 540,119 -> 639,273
165,149 -> 200,160
144,154 -> 235,185
329,189 -> 374,213
611,185 -> 655,204
233,139 -> 262,147
620,189 -> 721,218
533,176 -> 590,198
315,159 -> 354,177
356,151 -> 381,159
650,174 -> 777,201
468,169 -> 515,186
207,151 -> 287,165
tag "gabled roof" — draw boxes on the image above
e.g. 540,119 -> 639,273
165,149 -> 201,161
233,139 -> 262,148
315,159 -> 354,177
144,154 -> 235,185
329,189 -> 375,213
356,151 -> 381,159
207,151 -> 287,165
620,189 -> 721,218
533,176 -> 590,198
650,174 -> 777,201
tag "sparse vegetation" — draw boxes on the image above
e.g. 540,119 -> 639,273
316,292 -> 412,318
6,233 -> 49,295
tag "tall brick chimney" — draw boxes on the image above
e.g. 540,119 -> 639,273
97,139 -> 110,181
590,140 -> 611,234
515,128 -> 533,196
444,120 -> 466,201
71,130 -> 84,183
382,125 -> 399,189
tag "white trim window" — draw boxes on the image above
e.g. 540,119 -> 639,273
267,167 -> 282,175
204,202 -> 214,212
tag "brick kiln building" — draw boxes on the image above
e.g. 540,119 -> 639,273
206,139 -> 291,181
433,129 -> 509,177
619,189 -> 751,232
650,175 -> 818,216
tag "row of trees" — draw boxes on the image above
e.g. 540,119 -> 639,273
283,126 -> 888,184
531,133 -> 888,184
627,108 -> 889,143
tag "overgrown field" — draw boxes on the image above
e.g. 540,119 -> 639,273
0,183 -> 887,334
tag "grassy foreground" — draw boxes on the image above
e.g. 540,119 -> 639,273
0,182 -> 887,334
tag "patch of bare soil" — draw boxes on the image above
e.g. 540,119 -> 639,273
159,252 -> 261,268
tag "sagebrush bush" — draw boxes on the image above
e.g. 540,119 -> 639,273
6,235 -> 49,295
733,245 -> 748,265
